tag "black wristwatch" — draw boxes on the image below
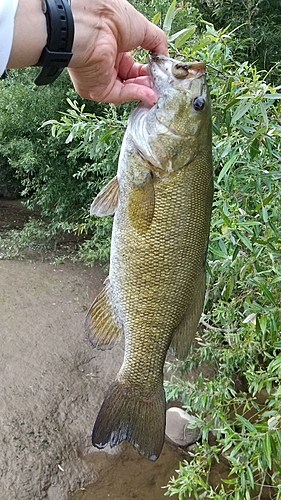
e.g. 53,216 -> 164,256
34,0 -> 74,86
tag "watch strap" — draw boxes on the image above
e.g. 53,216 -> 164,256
34,0 -> 74,85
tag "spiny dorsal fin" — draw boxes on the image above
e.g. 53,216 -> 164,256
90,176 -> 119,217
170,266 -> 206,359
128,171 -> 155,232
85,278 -> 123,349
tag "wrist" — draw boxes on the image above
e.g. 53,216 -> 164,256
67,0 -> 98,68
8,0 -> 47,68
34,0 -> 74,85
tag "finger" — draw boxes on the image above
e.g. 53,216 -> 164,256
121,75 -> 152,88
117,54 -> 149,80
140,21 -> 168,56
102,81 -> 158,106
118,8 -> 168,56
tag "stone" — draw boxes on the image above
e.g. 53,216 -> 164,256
165,407 -> 201,447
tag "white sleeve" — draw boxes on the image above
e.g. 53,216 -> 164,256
0,0 -> 19,76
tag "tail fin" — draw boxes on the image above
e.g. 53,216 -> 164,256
92,380 -> 166,461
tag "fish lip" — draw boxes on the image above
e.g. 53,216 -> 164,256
148,52 -> 171,72
148,52 -> 169,63
148,52 -> 206,79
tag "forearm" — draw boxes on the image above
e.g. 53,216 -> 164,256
7,0 -> 47,68
7,0 -> 112,70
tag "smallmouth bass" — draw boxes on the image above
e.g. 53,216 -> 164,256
86,53 -> 213,461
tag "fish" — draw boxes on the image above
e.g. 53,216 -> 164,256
85,52 -> 213,461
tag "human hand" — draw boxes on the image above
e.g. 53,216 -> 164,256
8,0 -> 167,105
68,0 -> 168,105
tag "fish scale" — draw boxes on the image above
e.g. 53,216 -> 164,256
112,165 -> 210,376
85,53 -> 213,460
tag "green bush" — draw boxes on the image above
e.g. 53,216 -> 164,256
43,99 -> 130,262
0,68 -> 117,260
189,0 -> 281,83
0,67 -> 105,214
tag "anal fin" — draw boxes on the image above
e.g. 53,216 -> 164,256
85,278 -> 123,349
170,267 -> 206,360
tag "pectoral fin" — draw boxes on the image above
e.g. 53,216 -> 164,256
90,176 -> 119,217
128,171 -> 155,232
170,267 -> 206,360
85,278 -> 123,349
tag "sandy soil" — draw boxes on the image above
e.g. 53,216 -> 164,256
0,199 -> 184,500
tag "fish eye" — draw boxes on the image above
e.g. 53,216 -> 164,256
193,96 -> 205,111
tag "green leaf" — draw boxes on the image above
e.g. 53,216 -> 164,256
268,355 -> 281,373
191,37 -> 211,52
236,230 -> 252,251
235,414 -> 257,433
263,433 -> 272,469
246,464 -> 255,489
263,93 -> 281,99
220,142 -> 232,158
255,281 -> 277,306
217,154 -> 238,184
254,192 -> 275,210
174,26 -> 196,48
274,341 -> 281,349
260,102 -> 269,130
262,206 -> 268,223
168,27 -> 193,42
208,244 -> 228,258
230,99 -> 254,125
259,315 -> 267,335
224,277 -> 235,301
229,440 -> 245,457
151,12 -> 161,25
163,0 -> 177,35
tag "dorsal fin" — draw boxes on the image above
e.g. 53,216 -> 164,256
90,176 -> 119,217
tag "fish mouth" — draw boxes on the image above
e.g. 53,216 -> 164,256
148,52 -> 206,80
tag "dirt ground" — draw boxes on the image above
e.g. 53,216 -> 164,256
0,199 -> 184,500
